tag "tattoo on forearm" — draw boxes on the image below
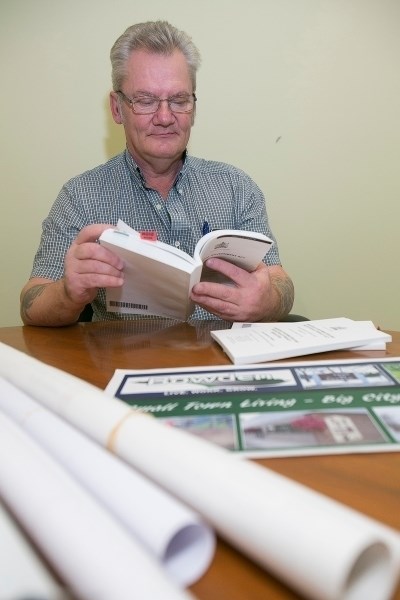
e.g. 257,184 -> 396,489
273,276 -> 295,318
21,284 -> 48,320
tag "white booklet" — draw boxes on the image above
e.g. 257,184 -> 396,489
99,220 -> 273,321
211,318 -> 392,365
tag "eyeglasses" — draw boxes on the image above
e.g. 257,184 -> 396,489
116,91 -> 197,114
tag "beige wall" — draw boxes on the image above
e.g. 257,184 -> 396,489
1,0 -> 399,329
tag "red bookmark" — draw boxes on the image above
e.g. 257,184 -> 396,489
139,231 -> 157,241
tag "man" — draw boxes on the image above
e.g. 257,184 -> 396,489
20,21 -> 294,326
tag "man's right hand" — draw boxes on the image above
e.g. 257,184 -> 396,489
20,224 -> 124,326
63,224 -> 124,307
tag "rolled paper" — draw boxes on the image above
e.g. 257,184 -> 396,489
1,342 -> 400,600
0,378 -> 215,587
0,500 -> 66,600
0,410 -> 195,600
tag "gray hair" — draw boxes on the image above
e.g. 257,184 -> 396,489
110,21 -> 201,92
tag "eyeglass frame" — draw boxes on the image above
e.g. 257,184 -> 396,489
116,90 -> 197,114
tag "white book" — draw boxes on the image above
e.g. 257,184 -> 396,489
211,318 -> 392,365
99,220 -> 273,321
231,318 -> 389,351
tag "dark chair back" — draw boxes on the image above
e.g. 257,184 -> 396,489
78,304 -> 94,322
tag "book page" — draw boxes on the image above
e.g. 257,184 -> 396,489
101,228 -> 195,269
195,230 -> 273,271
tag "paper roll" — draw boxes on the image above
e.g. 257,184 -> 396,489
1,341 -> 399,600
116,414 -> 400,600
0,378 -> 214,587
0,500 -> 66,600
0,410 -> 194,600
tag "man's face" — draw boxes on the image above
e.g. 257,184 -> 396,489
111,49 -> 194,171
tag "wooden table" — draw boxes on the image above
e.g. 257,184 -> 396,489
1,321 -> 400,600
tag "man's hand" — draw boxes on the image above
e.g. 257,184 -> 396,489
63,224 -> 124,306
20,224 -> 124,326
190,259 -> 294,322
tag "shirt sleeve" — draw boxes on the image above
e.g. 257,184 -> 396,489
30,183 -> 88,280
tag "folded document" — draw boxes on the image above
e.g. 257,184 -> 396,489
211,318 -> 391,365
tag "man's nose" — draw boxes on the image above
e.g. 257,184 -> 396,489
153,99 -> 175,123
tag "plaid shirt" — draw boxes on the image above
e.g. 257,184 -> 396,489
31,150 -> 281,321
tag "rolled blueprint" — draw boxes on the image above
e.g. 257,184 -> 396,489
1,341 -> 399,600
0,500 -> 67,600
0,410 -> 194,600
0,378 -> 214,587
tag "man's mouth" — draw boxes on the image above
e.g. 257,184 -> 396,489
150,130 -> 177,137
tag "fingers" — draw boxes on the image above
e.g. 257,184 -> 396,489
74,223 -> 115,245
70,242 -> 124,272
63,224 -> 124,305
203,257 -> 249,285
191,261 -> 271,321
69,224 -> 124,271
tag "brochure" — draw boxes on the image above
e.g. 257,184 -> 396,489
106,357 -> 400,458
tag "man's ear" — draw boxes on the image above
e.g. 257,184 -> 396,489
110,91 -> 123,124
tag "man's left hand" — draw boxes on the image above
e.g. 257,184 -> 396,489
190,259 -> 292,322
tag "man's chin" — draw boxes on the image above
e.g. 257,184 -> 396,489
147,143 -> 185,160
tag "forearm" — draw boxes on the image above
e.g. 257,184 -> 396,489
260,266 -> 295,322
20,278 -> 86,326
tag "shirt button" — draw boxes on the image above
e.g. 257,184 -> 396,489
174,241 -> 180,247
178,189 -> 183,195
156,203 -> 162,210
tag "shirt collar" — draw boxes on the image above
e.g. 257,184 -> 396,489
124,148 -> 188,188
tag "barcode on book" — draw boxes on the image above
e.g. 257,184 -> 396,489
110,301 -> 148,310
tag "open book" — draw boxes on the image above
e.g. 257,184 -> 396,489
210,318 -> 392,365
99,220 -> 273,321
